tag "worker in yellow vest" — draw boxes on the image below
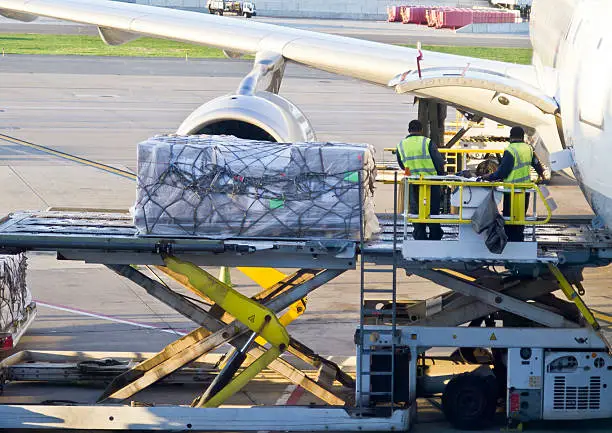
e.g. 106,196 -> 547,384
482,126 -> 545,242
396,120 -> 446,240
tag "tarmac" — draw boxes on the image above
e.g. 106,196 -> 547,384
0,15 -> 531,47
0,53 -> 610,432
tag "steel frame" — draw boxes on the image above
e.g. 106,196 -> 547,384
360,324 -> 607,412
2,209 -> 612,430
98,264 -> 346,405
0,405 -> 410,431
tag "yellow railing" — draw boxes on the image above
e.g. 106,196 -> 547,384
403,177 -> 552,226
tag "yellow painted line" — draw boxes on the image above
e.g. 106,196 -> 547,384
434,268 -> 476,282
593,311 -> 612,324
0,133 -> 136,180
238,267 -> 287,289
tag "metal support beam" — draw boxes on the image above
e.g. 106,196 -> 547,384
107,264 -> 218,330
414,269 -> 578,328
0,405 -> 410,431
417,97 -> 446,147
418,276 -> 567,326
153,265 -> 351,387
366,325 -> 606,350
103,265 -> 346,405
98,324 -> 238,403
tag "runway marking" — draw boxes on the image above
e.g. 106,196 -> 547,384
36,300 -> 189,336
0,133 -> 137,180
593,311 -> 612,324
274,384 -> 305,406
258,384 -> 305,433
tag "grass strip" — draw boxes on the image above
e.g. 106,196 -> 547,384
0,33 -> 532,64
0,33 -> 225,58
413,44 -> 532,64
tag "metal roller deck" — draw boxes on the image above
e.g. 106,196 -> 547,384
1,210 -> 612,268
0,210 -> 359,269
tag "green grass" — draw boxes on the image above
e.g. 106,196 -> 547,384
405,44 -> 533,64
0,33 -> 532,64
0,33 -> 226,58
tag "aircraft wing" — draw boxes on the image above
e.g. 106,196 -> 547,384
0,0 -> 560,134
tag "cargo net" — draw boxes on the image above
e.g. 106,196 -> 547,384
0,254 -> 32,333
134,135 -> 380,240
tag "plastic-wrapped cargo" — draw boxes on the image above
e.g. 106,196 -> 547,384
0,254 -> 33,337
134,135 -> 380,240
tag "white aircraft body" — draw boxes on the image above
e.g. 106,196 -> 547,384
0,0 -> 610,226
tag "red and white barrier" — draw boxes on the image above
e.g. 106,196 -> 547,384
389,5 -> 519,29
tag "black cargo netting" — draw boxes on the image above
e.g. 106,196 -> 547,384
134,135 -> 379,239
0,254 -> 31,332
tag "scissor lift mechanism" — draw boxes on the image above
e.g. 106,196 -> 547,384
1,177 -> 612,430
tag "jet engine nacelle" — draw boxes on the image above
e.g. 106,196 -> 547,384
177,92 -> 316,143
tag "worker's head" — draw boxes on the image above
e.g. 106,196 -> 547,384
408,120 -> 423,134
509,126 -> 525,142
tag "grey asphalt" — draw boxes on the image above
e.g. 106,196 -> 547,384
0,54 -> 333,78
0,15 -> 531,47
0,55 -> 608,432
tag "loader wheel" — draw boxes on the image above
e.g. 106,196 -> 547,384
442,373 -> 497,430
243,12 -> 252,18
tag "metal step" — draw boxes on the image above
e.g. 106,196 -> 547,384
362,309 -> 395,316
363,268 -> 395,273
361,288 -> 396,294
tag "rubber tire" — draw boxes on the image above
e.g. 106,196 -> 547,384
442,373 -> 498,431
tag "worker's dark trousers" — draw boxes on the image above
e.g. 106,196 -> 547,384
502,192 -> 530,242
409,185 -> 443,241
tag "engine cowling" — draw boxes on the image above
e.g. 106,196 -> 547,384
176,92 -> 316,143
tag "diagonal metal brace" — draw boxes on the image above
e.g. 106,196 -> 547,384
415,269 -> 578,328
163,255 -> 290,349
156,264 -> 353,387
102,264 -> 345,404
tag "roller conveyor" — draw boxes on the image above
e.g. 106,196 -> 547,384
0,210 -> 358,269
1,210 -> 611,268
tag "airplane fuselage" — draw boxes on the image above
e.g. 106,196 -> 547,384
532,0 -> 612,225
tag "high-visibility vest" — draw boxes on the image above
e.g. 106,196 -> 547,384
505,142 -> 533,183
397,135 -> 437,176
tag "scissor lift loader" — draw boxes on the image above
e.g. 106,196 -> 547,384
0,177 -> 612,430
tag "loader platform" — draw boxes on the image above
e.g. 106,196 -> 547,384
1,178 -> 612,431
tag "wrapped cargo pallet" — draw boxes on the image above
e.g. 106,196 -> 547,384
134,135 -> 380,240
0,254 -> 33,338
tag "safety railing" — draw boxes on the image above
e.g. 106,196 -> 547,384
402,175 -> 553,231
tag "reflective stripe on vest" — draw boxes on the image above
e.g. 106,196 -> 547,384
505,142 -> 533,183
397,136 -> 437,175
